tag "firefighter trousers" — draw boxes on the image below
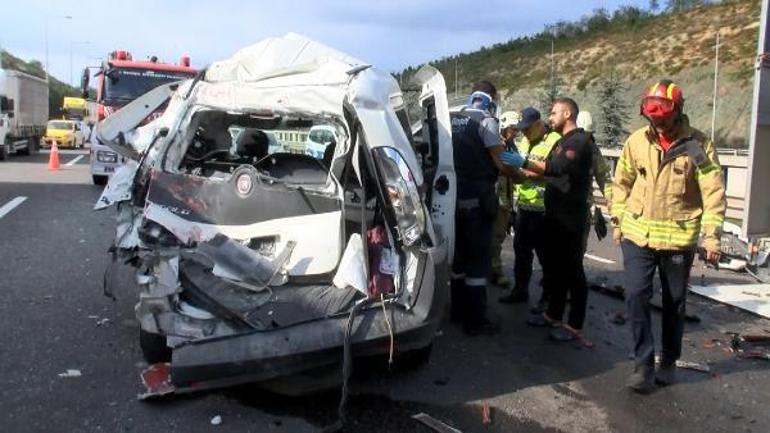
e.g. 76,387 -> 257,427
621,240 -> 694,368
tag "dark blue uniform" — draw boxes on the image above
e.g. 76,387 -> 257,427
450,108 -> 500,329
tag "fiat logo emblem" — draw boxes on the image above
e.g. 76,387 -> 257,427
236,173 -> 253,196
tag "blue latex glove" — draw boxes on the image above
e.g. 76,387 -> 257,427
499,151 -> 525,168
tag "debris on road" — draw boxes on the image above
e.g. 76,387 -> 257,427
729,333 -> 770,360
57,369 -> 82,378
610,311 -> 627,325
412,412 -> 463,433
675,360 -> 711,373
690,284 -> 770,319
210,415 -> 222,426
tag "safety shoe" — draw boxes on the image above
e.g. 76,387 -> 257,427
655,361 -> 677,386
463,318 -> 501,336
499,289 -> 528,304
627,366 -> 655,394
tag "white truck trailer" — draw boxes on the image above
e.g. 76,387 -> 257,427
0,69 -> 49,160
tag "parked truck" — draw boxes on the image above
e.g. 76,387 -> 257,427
62,96 -> 88,120
82,50 -> 196,185
0,69 -> 49,160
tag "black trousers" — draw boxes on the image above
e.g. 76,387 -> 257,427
543,213 -> 588,329
621,240 -> 694,368
452,201 -> 496,325
513,209 -> 546,296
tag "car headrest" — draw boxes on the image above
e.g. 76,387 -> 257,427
236,129 -> 269,159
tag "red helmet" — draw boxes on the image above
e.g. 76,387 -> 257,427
640,80 -> 684,120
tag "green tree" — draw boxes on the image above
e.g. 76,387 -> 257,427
649,0 -> 660,12
539,75 -> 564,116
596,72 -> 630,147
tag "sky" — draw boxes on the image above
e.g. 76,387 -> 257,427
1,0 -> 649,87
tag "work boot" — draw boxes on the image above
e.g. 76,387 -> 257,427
627,366 -> 655,394
499,288 -> 528,304
655,361 -> 677,386
463,318 -> 501,336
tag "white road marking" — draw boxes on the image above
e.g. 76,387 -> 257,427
65,155 -> 84,166
584,253 -> 616,264
0,196 -> 28,219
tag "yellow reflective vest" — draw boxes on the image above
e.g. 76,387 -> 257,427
515,131 -> 561,211
610,120 -> 726,252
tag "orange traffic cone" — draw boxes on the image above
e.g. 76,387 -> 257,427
48,140 -> 60,171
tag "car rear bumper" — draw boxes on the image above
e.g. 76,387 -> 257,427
148,245 -> 447,396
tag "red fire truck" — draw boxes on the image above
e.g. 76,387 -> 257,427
82,50 -> 196,185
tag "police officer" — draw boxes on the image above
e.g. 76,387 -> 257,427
500,97 -> 594,343
498,107 -> 560,312
450,81 -> 521,336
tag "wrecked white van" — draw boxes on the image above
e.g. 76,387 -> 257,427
95,34 -> 456,396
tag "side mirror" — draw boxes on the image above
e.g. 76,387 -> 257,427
81,68 -> 90,98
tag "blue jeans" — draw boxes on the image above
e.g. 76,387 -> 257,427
621,240 -> 694,368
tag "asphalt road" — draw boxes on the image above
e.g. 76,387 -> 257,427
1,149 -> 770,433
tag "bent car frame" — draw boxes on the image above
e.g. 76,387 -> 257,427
95,33 -> 456,397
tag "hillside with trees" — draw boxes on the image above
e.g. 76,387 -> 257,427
401,0 -> 761,148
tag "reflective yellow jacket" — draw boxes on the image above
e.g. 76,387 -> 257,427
515,131 -> 561,211
610,120 -> 726,252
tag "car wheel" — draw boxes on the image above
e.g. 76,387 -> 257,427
28,137 -> 39,154
0,144 -> 8,161
16,140 -> 29,155
139,329 -> 172,364
92,175 -> 108,185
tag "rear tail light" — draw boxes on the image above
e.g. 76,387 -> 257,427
373,147 -> 425,246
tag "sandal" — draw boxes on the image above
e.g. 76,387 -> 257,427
554,324 -> 594,348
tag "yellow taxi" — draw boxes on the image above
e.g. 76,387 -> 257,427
44,120 -> 85,148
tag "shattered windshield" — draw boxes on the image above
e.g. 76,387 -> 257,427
104,68 -> 195,106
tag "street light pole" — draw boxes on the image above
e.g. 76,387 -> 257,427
44,15 -> 72,82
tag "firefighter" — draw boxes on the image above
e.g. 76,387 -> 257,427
610,80 -> 725,393
489,111 -> 520,288
450,81 -> 522,336
499,97 -> 594,343
498,107 -> 560,311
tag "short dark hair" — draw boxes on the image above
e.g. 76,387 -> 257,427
553,97 -> 579,120
472,80 -> 497,98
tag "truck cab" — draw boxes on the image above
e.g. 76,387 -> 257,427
83,50 -> 196,184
